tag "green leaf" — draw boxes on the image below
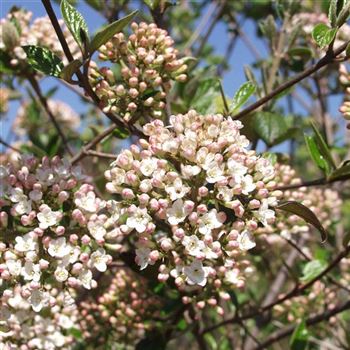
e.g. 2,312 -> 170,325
336,0 -> 350,27
85,0 -> 103,10
276,201 -> 328,242
312,23 -> 337,48
191,78 -> 221,114
22,45 -> 63,77
60,59 -> 82,82
90,10 -> 138,53
60,0 -> 89,50
290,320 -> 309,350
144,0 -> 160,10
304,134 -> 330,174
230,81 -> 256,113
0,49 -> 16,74
328,162 -> 350,181
328,0 -> 338,27
310,121 -> 336,170
253,112 -> 290,147
112,127 -> 129,139
288,46 -> 313,61
301,259 -> 327,282
69,327 -> 82,340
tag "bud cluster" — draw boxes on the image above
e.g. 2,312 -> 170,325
0,156 -> 112,312
78,268 -> 160,348
0,286 -> 79,350
0,8 -> 80,68
90,22 -> 187,122
339,64 -> 350,129
104,110 -> 279,311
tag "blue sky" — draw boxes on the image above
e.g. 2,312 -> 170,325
0,1 -> 346,153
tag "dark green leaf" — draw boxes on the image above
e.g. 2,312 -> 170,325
312,23 -> 337,48
328,163 -> 350,181
300,259 -> 327,282
85,0 -> 103,10
90,10 -> 138,53
61,0 -> 89,50
61,59 -> 82,82
304,134 -> 330,174
336,1 -> 350,27
135,331 -> 166,350
253,112 -> 289,147
22,45 -> 63,77
230,81 -> 256,113
191,78 -> 221,114
176,318 -> 187,331
328,0 -> 338,27
112,127 -> 129,139
0,49 -> 16,74
144,0 -> 160,10
290,320 -> 309,350
310,121 -> 336,170
288,46 -> 313,60
276,201 -> 328,242
69,327 -> 82,340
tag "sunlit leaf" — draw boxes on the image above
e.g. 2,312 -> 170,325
290,320 -> 309,350
312,23 -> 337,48
90,11 -> 138,53
22,45 -> 63,77
230,81 -> 256,113
300,259 -> 327,282
276,201 -> 327,242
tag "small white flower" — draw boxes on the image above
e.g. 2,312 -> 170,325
37,204 -> 61,229
254,199 -> 275,226
165,178 -> 190,201
227,158 -> 247,180
126,207 -> 152,233
184,260 -> 209,286
88,220 -> 107,240
198,209 -> 223,235
74,191 -> 98,213
48,237 -> 71,258
166,199 -> 188,225
78,269 -> 93,289
14,233 -> 37,253
54,266 -> 69,282
10,188 -> 32,215
181,164 -> 201,179
22,261 -> 41,282
182,235 -> 205,257
30,290 -> 48,312
135,247 -> 151,270
90,248 -> 109,272
241,175 -> 256,195
139,157 -> 158,177
225,268 -> 241,285
206,163 -> 226,183
217,186 -> 234,202
29,189 -> 43,202
6,259 -> 22,276
237,230 -> 256,251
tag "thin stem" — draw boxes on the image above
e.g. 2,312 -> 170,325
84,150 -> 117,159
0,137 -> 22,153
253,299 -> 350,350
27,74 -> 74,156
201,244 -> 350,334
70,125 -> 116,164
232,40 -> 350,120
275,176 -> 350,191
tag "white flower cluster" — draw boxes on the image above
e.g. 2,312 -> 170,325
104,110 -> 279,310
339,64 -> 350,129
90,21 -> 187,122
0,156 -> 112,312
0,8 -> 80,67
13,99 -> 80,136
0,286 -> 79,350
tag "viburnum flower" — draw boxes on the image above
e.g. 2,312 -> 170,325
339,64 -> 350,129
0,156 -> 112,312
105,110 -> 279,312
89,21 -> 187,122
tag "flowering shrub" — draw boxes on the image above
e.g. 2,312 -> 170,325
1,1 -> 350,349
0,156 -> 111,312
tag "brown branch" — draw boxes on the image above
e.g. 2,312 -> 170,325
84,150 -> 117,159
27,74 -> 73,156
70,125 -> 116,165
275,176 -> 349,191
253,299 -> 350,350
232,40 -> 350,120
201,244 -> 350,334
41,0 -> 136,132
0,137 -> 21,153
